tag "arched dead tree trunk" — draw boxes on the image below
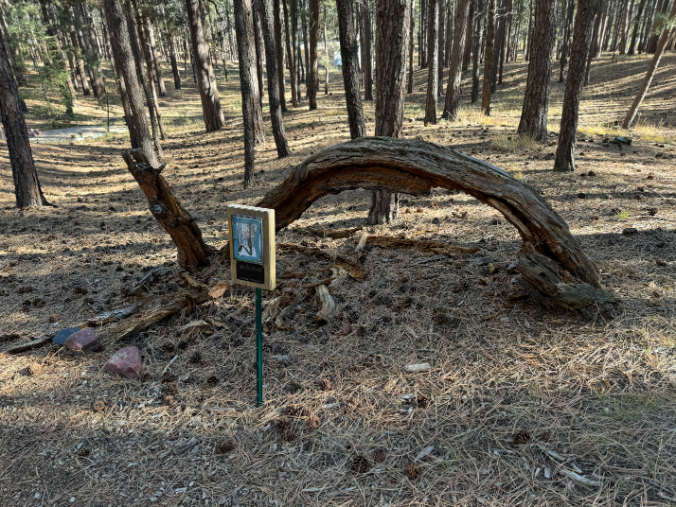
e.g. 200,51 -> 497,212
256,137 -> 613,309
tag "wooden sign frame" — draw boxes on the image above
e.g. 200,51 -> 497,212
228,205 -> 276,290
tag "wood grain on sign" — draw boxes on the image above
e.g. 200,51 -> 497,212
228,205 -> 276,290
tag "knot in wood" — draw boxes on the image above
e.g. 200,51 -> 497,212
151,204 -> 164,215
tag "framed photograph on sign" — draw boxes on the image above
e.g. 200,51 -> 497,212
232,215 -> 263,264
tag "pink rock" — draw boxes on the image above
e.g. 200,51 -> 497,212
104,346 -> 142,379
65,327 -> 97,354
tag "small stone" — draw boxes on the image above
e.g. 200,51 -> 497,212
70,498 -> 75,503
104,346 -> 142,379
28,363 -> 42,376
93,401 -> 105,412
622,228 -> 638,236
65,327 -> 98,354
53,327 -> 80,345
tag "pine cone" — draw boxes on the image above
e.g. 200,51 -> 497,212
352,455 -> 369,474
286,404 -> 308,418
217,441 -> 235,453
305,414 -> 320,430
373,448 -> 386,463
164,382 -> 178,396
28,363 -> 42,376
318,378 -> 334,391
275,418 -> 290,435
513,430 -> 531,445
405,462 -> 420,479
417,394 -> 430,409
92,401 -> 105,413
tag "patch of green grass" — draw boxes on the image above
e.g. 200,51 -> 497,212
615,210 -> 630,221
492,132 -> 538,152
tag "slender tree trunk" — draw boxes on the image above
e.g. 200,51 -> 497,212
424,0 -> 439,124
420,0 -> 427,67
302,0 -> 309,85
452,0 -> 462,67
169,37 -> 182,89
104,0 -> 157,166
254,0 -> 291,157
283,0 -> 298,106
481,0 -> 496,114
628,0 -> 648,54
308,0 -> 319,108
369,0 -> 411,225
253,10 -> 266,109
0,31 -> 48,208
554,0 -> 599,172
273,0 -> 287,110
234,0 -> 263,188
290,0 -> 301,97
619,0 -> 634,54
74,4 -> 105,98
511,0 -> 523,60
517,0 -> 555,141
525,0 -> 533,60
623,0 -> 676,128
324,4 -> 330,94
0,8 -> 26,87
362,0 -> 374,101
144,17 -> 167,97
492,0 -> 506,91
471,0 -> 485,103
38,0 -> 77,101
186,0 -> 225,132
442,0 -> 471,120
70,25 -> 92,96
584,2 -> 603,86
336,0 -> 366,139
408,0 -> 416,93
437,0 -> 445,94
559,0 -> 575,82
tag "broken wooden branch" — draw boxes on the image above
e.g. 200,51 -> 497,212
0,333 -> 57,358
316,285 -> 336,322
122,149 -> 213,271
301,225 -> 364,239
278,243 -> 367,282
365,235 -> 480,255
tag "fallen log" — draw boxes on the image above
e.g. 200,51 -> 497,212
278,243 -> 367,282
365,235 -> 480,256
301,225 -> 364,238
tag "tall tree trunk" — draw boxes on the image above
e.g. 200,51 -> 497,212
511,0 -> 523,60
442,0 -> 471,120
424,0 -> 439,124
126,0 -> 164,157
622,0 -> 676,128
0,31 -> 48,208
517,0 -> 556,142
492,0 -> 506,90
336,0 -> 366,139
559,0 -> 575,82
628,0 -> 647,54
471,0 -> 484,103
273,0 -> 287,110
583,2 -> 603,86
234,0 -> 264,188
74,4 -> 105,98
408,0 -> 416,93
38,0 -> 77,101
452,0 -> 461,67
254,0 -> 291,157
554,0 -> 599,172
369,0 -> 411,225
169,37 -> 182,89
282,0 -> 298,107
302,0 -> 309,85
437,0 -> 445,95
0,8 -> 26,87
362,0 -> 374,101
619,0 -> 635,54
186,0 -> 225,132
290,0 -> 302,100
524,0 -> 533,60
104,0 -> 158,166
639,0 -> 658,53
420,0 -> 427,67
69,25 -> 92,96
324,4 -> 329,94
254,10 -> 266,108
481,0 -> 496,114
308,0 -> 319,108
145,17 -> 167,97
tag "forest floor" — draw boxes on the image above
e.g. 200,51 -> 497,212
1,54 -> 676,507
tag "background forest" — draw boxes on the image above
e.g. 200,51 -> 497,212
0,0 -> 676,506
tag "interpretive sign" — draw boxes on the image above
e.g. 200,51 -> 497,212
228,205 -> 276,291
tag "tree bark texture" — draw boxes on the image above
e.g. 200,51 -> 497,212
471,0 -> 484,103
370,0 -> 411,225
186,0 -> 225,132
122,149 -> 212,271
517,0 -> 556,142
104,0 -> 158,167
559,0 -> 575,83
273,0 -> 287,111
169,37 -> 182,89
308,0 -> 319,109
554,0 -> 599,172
362,0 -> 374,101
282,0 -> 298,107
234,0 -> 263,188
583,2 -> 603,86
253,11 -> 266,109
255,137 -> 609,308
437,0 -> 445,95
424,0 -> 439,124
69,24 -> 92,96
145,17 -> 167,97
442,0 -> 471,120
628,0 -> 649,54
0,30 -> 48,208
335,0 -> 366,139
481,0 -> 495,114
254,0 -> 292,157
622,0 -> 676,128
408,0 -> 416,94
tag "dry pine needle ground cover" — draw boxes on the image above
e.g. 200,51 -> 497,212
0,54 -> 676,507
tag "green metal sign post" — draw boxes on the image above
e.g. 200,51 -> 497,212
256,288 -> 263,407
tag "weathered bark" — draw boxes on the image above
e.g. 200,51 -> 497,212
104,0 -> 157,167
336,0 -> 366,139
145,17 -> 167,97
290,0 -> 301,99
559,0 -> 575,83
186,0 -> 225,132
122,149 -> 212,271
517,0 -> 556,142
125,0 -> 163,157
255,137 -> 609,308
481,0 -> 495,114
308,0 -> 319,108
253,10 -> 266,108
583,2 -> 603,86
235,0 -> 264,188
361,0 -> 374,101
554,0 -> 599,172
69,24 -> 91,96
282,0 -> 298,107
169,37 -> 182,89
254,0 -> 292,157
408,0 -> 416,94
622,0 -> 676,128
471,0 -> 484,103
442,0 -> 471,120
437,0 -> 445,94
424,0 -> 439,125
0,30 -> 48,208
273,0 -> 287,110
370,0 -> 411,225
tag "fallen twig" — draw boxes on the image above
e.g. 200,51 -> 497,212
366,235 -> 480,255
